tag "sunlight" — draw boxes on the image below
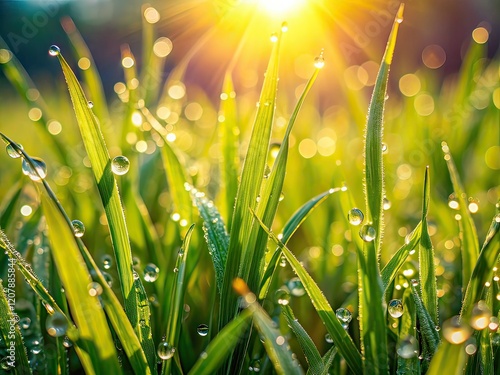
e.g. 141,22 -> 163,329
257,0 -> 306,16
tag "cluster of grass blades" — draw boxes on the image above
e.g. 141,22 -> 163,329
0,2 -> 499,374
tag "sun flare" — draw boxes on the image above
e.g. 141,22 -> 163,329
257,0 -> 307,16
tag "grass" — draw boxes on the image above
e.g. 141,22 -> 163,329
0,2 -> 499,375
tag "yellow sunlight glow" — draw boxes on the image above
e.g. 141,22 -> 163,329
258,0 -> 306,16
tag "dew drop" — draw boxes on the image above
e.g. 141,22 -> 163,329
111,155 -> 130,175
46,312 -> 68,337
102,271 -> 113,287
470,300 -> 491,330
274,288 -> 291,306
281,22 -> 288,32
383,198 -> 392,210
448,194 -> 459,210
382,142 -> 388,154
87,101 -> 94,108
48,45 -> 60,56
71,220 -> 85,237
397,335 -> 418,358
314,52 -> 325,69
256,195 -> 261,203
0,357 -> 13,370
143,263 -> 160,282
6,143 -> 22,158
22,157 -> 47,181
263,165 -> 271,178
101,254 -> 113,270
286,277 -> 305,297
279,192 -> 285,202
347,208 -> 364,225
88,282 -> 103,297
359,225 -> 376,242
465,337 -> 477,355
62,336 -> 73,348
132,256 -> 141,268
335,307 -> 352,324
279,255 -> 287,267
157,341 -> 175,360
249,359 -> 261,372
325,333 -> 334,344
442,316 -> 472,344
388,299 -> 404,318
197,324 -> 209,337
20,317 -> 31,330
270,33 -> 278,43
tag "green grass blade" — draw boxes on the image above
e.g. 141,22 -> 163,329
396,287 -> 419,375
220,28 -> 283,330
0,183 -> 22,231
281,305 -> 323,375
317,346 -> 338,375
162,225 -> 195,375
381,222 -> 422,290
460,211 -> 500,320
427,341 -> 466,375
188,309 -> 252,375
441,142 -> 480,292
363,3 -> 404,254
233,279 -> 303,375
418,166 -> 438,324
259,188 -> 343,298
253,213 -> 363,374
61,17 -> 110,127
0,279 -> 31,374
41,192 -> 120,373
191,190 -> 229,293
218,73 -> 239,229
54,49 -> 140,329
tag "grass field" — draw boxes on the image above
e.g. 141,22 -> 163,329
0,2 -> 499,374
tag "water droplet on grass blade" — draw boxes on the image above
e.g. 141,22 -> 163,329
281,22 -> 288,32
88,282 -> 103,297
197,324 -> 209,336
249,359 -> 261,372
46,312 -> 68,337
157,341 -> 175,360
348,208 -> 364,225
20,317 -> 31,330
22,157 -> 47,181
397,335 -> 418,358
111,155 -> 130,175
443,316 -> 472,344
101,254 -> 113,269
274,288 -> 291,306
48,45 -> 60,56
314,50 -> 325,69
325,333 -> 333,343
63,336 -> 72,348
286,277 -> 305,297
470,300 -> 491,330
87,101 -> 94,108
71,220 -> 85,237
383,197 -> 391,210
359,225 -> 376,242
388,299 -> 404,318
6,143 -> 22,158
270,33 -> 278,43
335,308 -> 352,324
144,263 -> 160,282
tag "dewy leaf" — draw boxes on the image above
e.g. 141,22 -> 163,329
427,341 -> 466,375
418,167 -> 438,324
363,3 -> 404,255
441,142 -> 480,292
54,50 -> 139,328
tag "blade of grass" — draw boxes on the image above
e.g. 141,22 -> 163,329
441,142 -> 480,292
316,346 -> 338,375
162,225 -> 195,375
396,287 -> 419,375
233,278 -> 303,375
220,28 -> 283,330
363,3 -> 404,254
426,341 -> 466,375
54,49 -> 142,335
418,166 -> 438,324
188,309 -> 252,375
281,305 -> 323,375
0,279 -> 31,374
253,212 -> 363,374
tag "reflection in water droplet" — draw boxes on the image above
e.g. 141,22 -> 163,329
197,324 -> 209,337
335,308 -> 352,324
359,225 -> 376,242
144,263 -> 160,282
22,157 -> 47,181
71,220 -> 85,237
48,45 -> 60,56
442,316 -> 472,344
397,335 -> 418,358
46,312 -> 68,337
274,288 -> 291,306
347,208 -> 364,225
325,333 -> 334,344
388,299 -> 404,318
249,359 -> 261,372
111,155 -> 130,175
6,143 -> 22,158
286,277 -> 305,297
157,341 -> 175,360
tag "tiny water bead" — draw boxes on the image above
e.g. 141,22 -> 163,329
397,335 -> 418,358
335,308 -> 352,325
101,254 -> 113,270
20,317 -> 31,330
442,316 -> 472,344
197,324 -> 209,337
388,299 -> 404,318
248,359 -> 261,372
88,282 -> 103,297
383,198 -> 392,210
87,101 -> 94,108
143,263 -> 160,282
347,208 -> 364,225
71,220 -> 85,237
111,155 -> 130,175
22,157 -> 47,181
46,312 -> 68,337
286,277 -> 305,297
359,225 -> 376,242
157,341 -> 175,360
314,51 -> 325,69
6,143 -> 22,158
470,300 -> 491,330
48,45 -> 60,56
62,336 -> 73,348
325,333 -> 334,344
274,288 -> 291,306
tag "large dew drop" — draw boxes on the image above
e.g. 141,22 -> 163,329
335,307 -> 352,327
397,335 -> 418,358
143,263 -> 160,282
22,157 -> 47,181
197,324 -> 209,337
347,208 -> 364,225
46,312 -> 68,337
286,277 -> 305,297
48,45 -> 60,56
470,300 -> 491,330
388,299 -> 404,318
157,341 -> 175,360
442,316 -> 472,344
111,155 -> 130,175
359,225 -> 376,242
71,220 -> 85,237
